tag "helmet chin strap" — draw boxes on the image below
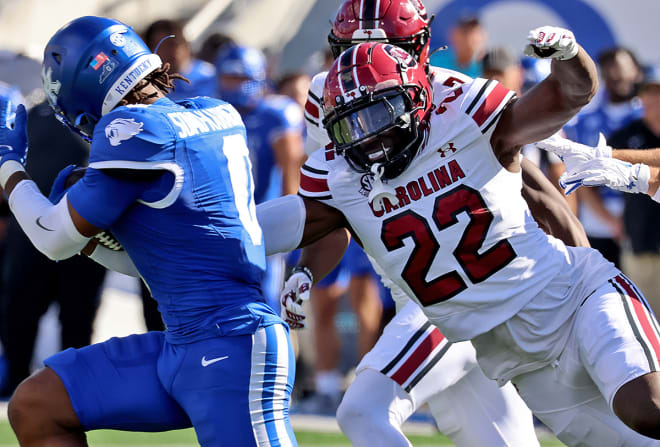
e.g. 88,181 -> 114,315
368,162 -> 399,213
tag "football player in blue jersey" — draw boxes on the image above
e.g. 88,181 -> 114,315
215,45 -> 305,310
1,16 -> 297,447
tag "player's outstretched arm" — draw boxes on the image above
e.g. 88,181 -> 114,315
521,158 -> 589,247
279,228 -> 351,329
492,27 -> 598,167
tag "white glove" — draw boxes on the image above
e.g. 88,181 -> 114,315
523,26 -> 579,61
559,158 -> 650,195
536,133 -> 611,171
280,267 -> 313,329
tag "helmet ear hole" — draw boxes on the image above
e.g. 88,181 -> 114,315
52,53 -> 62,65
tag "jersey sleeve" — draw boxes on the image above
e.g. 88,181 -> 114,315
298,148 -> 336,208
458,77 -> 516,136
88,105 -> 176,167
67,167 -> 150,229
304,72 -> 331,154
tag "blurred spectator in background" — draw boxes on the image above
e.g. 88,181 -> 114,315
608,66 -> 660,315
215,44 -> 305,310
0,51 -> 44,109
0,100 -> 106,398
277,72 -> 311,110
196,32 -> 234,65
144,19 -> 217,101
564,47 -> 645,267
430,14 -> 486,77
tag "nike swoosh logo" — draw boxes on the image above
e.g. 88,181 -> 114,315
36,216 -> 54,232
201,355 -> 229,367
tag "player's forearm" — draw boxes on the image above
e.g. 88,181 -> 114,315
86,242 -> 140,277
550,46 -> 598,110
648,167 -> 660,198
297,228 -> 350,285
613,148 -> 660,167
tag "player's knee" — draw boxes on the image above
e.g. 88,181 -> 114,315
337,395 -> 371,432
8,376 -> 44,433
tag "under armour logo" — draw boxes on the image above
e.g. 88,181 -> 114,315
438,142 -> 457,157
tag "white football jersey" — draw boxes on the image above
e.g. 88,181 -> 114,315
300,68 -> 597,342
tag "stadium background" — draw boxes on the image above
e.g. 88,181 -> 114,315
0,0 -> 659,445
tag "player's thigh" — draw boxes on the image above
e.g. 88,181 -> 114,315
429,367 -> 538,447
166,323 -> 297,447
337,368 -> 414,430
576,274 -> 660,411
359,300 -> 474,406
512,358 -> 658,446
44,331 -> 191,431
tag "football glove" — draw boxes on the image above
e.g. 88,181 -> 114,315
523,26 -> 578,61
0,98 -> 27,166
536,133 -> 611,171
559,158 -> 650,195
48,164 -> 78,204
280,267 -> 313,329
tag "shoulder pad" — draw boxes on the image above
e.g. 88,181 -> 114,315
89,105 -> 175,167
304,71 -> 330,154
298,146 -> 333,202
457,77 -> 515,134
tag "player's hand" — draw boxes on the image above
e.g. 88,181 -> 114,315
559,158 -> 650,195
0,99 -> 28,166
48,164 -> 78,204
280,267 -> 313,329
523,26 -> 578,61
536,133 -> 611,171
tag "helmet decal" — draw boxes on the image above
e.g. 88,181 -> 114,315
41,66 -> 61,106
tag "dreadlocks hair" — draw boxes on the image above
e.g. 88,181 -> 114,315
118,62 -> 189,107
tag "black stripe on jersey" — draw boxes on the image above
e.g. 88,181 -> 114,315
302,164 -> 328,175
610,278 -> 658,372
298,191 -> 332,201
381,321 -> 432,375
465,79 -> 494,115
361,0 -> 377,29
481,95 -> 515,133
304,115 -> 319,126
308,90 -> 321,105
404,342 -> 452,393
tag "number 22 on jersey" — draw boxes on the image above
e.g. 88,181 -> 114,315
381,184 -> 516,306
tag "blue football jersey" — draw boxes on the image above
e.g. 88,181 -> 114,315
67,96 -> 281,343
242,95 -> 303,204
168,59 -> 217,101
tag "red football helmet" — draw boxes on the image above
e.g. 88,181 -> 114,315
328,0 -> 432,65
323,42 -> 432,179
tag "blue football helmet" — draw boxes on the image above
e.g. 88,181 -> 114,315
41,16 -> 162,140
214,45 -> 266,108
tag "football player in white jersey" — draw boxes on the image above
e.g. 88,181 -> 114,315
257,23 -> 660,446
279,1 -> 582,446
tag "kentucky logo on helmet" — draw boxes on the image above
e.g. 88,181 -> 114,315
41,66 -> 61,106
99,59 -> 117,84
105,117 -> 143,146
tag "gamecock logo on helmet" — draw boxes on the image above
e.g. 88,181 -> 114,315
105,118 -> 143,146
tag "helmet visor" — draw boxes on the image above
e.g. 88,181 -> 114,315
327,93 -> 408,147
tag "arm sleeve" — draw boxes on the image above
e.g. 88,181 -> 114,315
88,244 -> 140,277
256,194 -> 306,256
8,180 -> 89,260
66,167 -> 150,229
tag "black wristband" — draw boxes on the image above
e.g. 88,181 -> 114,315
291,265 -> 314,284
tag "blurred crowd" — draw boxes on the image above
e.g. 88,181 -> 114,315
1,11 -> 660,425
